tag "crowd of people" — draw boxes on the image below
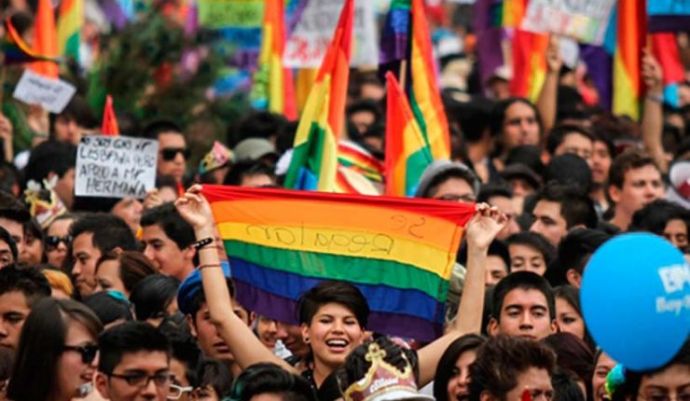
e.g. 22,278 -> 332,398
0,0 -> 690,401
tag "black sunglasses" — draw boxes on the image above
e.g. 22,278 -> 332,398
63,344 -> 98,364
160,147 -> 191,161
45,235 -> 72,248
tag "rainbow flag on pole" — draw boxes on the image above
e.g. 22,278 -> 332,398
250,0 -> 297,120
385,72 -> 433,197
510,29 -> 549,102
57,0 -> 83,61
284,0 -> 354,191
409,0 -> 450,160
380,0 -> 450,161
31,0 -> 59,78
612,0 -> 646,120
203,185 -> 475,340
2,18 -> 60,64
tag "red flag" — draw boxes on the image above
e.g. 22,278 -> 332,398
101,95 -> 119,136
31,0 -> 59,78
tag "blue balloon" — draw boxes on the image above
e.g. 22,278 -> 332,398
581,233 -> 690,371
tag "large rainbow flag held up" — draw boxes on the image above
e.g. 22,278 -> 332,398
203,185 -> 475,341
57,0 -> 83,62
284,0 -> 354,192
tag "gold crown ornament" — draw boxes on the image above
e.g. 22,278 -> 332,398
343,342 -> 433,401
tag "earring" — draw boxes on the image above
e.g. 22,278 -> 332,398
304,337 -> 310,344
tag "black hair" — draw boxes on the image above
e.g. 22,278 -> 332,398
196,359 -> 234,398
140,203 -> 195,250
544,154 -> 593,193
83,291 -> 133,326
630,199 -> 690,238
608,149 -> 659,190
433,334 -> 487,401
468,335 -> 556,401
613,339 -> 690,401
492,272 -> 556,321
23,141 -> 77,186
98,321 -> 171,374
0,227 -> 18,262
142,119 -> 184,141
230,363 -> 317,401
0,162 -> 19,196
227,111 -> 287,147
0,265 -> 50,305
549,228 -> 610,285
477,184 -> 513,203
507,232 -> 557,266
297,281 -> 369,327
130,274 -> 180,321
534,182 -> 597,229
8,298 -> 103,401
69,213 -> 138,253
158,317 -> 201,386
546,125 -> 594,156
347,100 -> 382,124
52,94 -> 98,130
458,240 -> 510,270
551,287 -> 595,349
421,165 -> 480,199
0,190 -> 29,223
223,160 -> 277,186
451,98 -> 495,143
552,369 -> 586,401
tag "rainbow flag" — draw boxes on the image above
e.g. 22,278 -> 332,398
612,0 -> 646,120
380,0 -> 450,161
651,33 -> 684,108
284,0 -> 354,191
489,0 -> 527,28
250,0 -> 297,120
2,18 -> 60,64
510,30 -> 549,102
101,95 -> 120,136
57,0 -> 83,61
409,0 -> 450,160
31,0 -> 59,78
203,185 -> 475,340
385,72 -> 433,197
338,141 -> 384,183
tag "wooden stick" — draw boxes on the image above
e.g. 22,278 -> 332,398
399,59 -> 408,90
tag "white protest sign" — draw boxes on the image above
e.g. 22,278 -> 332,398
284,0 -> 378,68
75,135 -> 158,199
12,69 -> 76,113
521,0 -> 616,45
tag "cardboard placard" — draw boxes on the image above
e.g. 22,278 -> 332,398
12,70 -> 76,113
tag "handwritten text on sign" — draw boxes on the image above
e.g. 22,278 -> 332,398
284,0 -> 378,68
12,70 -> 76,114
521,0 -> 616,45
75,136 -> 158,199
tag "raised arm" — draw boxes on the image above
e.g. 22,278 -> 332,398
536,35 -> 562,136
641,50 -> 667,172
416,204 -> 506,386
175,185 -> 297,373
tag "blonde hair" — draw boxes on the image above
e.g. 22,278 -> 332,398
42,269 -> 74,298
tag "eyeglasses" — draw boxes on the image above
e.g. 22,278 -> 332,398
45,235 -> 72,249
168,384 -> 194,400
107,371 -> 172,388
63,344 -> 98,364
161,147 -> 191,161
639,391 -> 690,401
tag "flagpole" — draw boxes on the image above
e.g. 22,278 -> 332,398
399,59 -> 408,90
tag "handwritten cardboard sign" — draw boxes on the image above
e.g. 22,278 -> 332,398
521,0 -> 616,45
75,135 -> 158,199
12,70 -> 76,113
284,0 -> 378,68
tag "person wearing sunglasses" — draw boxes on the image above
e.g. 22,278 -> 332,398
7,297 -> 103,401
44,214 -> 76,269
143,120 -> 189,184
95,321 -> 173,401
